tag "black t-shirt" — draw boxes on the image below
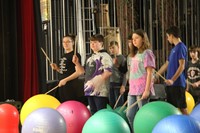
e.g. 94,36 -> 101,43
58,51 -> 81,80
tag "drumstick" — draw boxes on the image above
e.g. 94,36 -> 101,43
74,36 -> 78,55
45,85 -> 59,94
113,94 -> 122,109
154,70 -> 166,81
154,70 -> 193,85
41,47 -> 52,64
124,98 -> 143,113
119,100 -> 128,112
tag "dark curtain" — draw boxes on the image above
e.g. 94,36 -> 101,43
0,0 -> 45,102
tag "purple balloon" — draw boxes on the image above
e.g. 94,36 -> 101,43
21,108 -> 66,133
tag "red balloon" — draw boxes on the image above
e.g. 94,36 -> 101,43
57,101 -> 91,133
0,104 -> 19,133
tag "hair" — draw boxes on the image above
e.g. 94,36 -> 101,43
128,34 -> 132,40
109,41 -> 119,47
64,34 -> 76,43
130,29 -> 151,57
166,26 -> 181,38
189,45 -> 200,57
90,34 -> 104,42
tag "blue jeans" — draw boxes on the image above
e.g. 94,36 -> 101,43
87,96 -> 108,115
109,86 -> 124,108
126,95 -> 149,132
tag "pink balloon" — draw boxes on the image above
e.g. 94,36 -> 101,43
0,104 -> 19,133
57,101 -> 91,133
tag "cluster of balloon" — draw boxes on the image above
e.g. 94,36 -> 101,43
152,115 -> 200,133
0,104 -> 19,133
21,108 -> 66,133
56,100 -> 91,133
133,101 -> 181,133
20,94 -> 61,125
185,91 -> 195,113
82,109 -> 131,133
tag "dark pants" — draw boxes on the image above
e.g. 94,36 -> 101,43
109,86 -> 124,108
87,96 -> 108,115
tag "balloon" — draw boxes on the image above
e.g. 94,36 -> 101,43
82,110 -> 131,133
21,108 -> 66,133
134,101 -> 181,133
56,100 -> 91,133
0,104 -> 19,133
190,103 -> 200,122
20,94 -> 60,124
152,115 -> 200,133
185,91 -> 195,113
114,106 -> 129,123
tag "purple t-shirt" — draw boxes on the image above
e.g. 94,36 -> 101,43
129,49 -> 155,95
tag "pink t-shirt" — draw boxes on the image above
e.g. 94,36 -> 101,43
129,49 -> 155,95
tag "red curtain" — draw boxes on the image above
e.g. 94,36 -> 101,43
18,0 -> 39,102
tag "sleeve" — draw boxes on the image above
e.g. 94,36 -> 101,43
144,50 -> 156,69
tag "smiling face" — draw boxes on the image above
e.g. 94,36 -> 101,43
132,33 -> 143,49
62,36 -> 74,52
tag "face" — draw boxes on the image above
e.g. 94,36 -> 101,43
62,37 -> 74,52
132,33 -> 143,49
109,45 -> 119,55
90,40 -> 102,53
166,33 -> 173,44
189,50 -> 198,60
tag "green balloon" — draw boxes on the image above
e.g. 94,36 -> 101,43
114,106 -> 129,123
82,110 -> 131,133
134,101 -> 181,133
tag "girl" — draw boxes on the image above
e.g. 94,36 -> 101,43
126,29 -> 155,131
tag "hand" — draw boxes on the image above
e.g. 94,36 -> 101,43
72,55 -> 79,65
50,63 -> 59,71
165,79 -> 174,85
113,58 -> 119,67
58,79 -> 67,87
84,75 -> 104,94
120,86 -> 126,94
142,90 -> 150,99
192,82 -> 199,88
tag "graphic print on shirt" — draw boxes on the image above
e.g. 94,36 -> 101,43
59,57 -> 67,74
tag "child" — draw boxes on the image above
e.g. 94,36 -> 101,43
84,34 -> 113,115
108,41 -> 127,108
187,45 -> 200,105
155,26 -> 188,114
126,29 -> 155,131
50,34 -> 85,103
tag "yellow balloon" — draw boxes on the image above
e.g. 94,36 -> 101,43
185,91 -> 195,113
20,94 -> 61,125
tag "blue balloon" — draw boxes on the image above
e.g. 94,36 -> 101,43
21,108 -> 66,133
152,115 -> 200,133
190,103 -> 200,122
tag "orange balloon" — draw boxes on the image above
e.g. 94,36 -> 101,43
0,104 -> 19,133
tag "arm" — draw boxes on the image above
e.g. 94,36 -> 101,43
58,55 -> 85,87
142,67 -> 154,99
155,60 -> 169,79
165,59 -> 185,85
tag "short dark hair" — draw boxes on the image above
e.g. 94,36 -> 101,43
166,26 -> 181,38
189,45 -> 199,52
64,34 -> 76,42
90,34 -> 104,42
109,41 -> 118,47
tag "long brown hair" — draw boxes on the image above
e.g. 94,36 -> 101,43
130,29 -> 151,57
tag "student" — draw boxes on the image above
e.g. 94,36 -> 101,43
84,34 -> 113,115
155,26 -> 188,114
50,34 -> 85,103
186,45 -> 200,105
108,41 -> 127,108
126,29 -> 155,131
